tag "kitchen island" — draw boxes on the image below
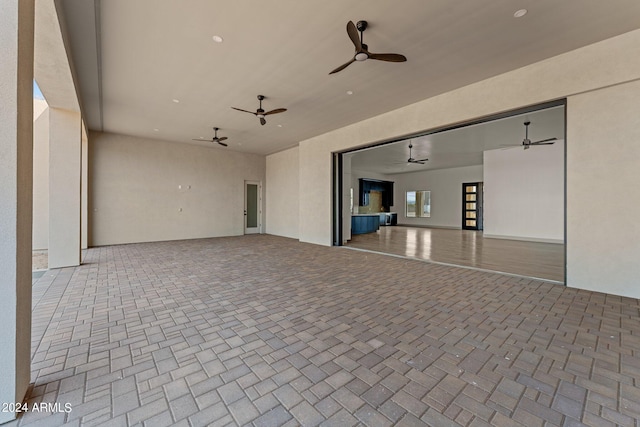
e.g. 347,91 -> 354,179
351,214 -> 380,235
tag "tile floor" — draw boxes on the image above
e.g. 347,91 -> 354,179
8,235 -> 640,426
347,227 -> 565,283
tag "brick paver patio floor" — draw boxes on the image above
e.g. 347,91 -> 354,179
8,235 -> 640,426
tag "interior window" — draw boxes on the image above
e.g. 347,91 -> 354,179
406,190 -> 430,217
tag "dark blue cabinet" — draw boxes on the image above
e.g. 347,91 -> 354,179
351,215 -> 380,235
358,178 -> 394,210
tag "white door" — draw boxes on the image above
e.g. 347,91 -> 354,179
244,181 -> 261,234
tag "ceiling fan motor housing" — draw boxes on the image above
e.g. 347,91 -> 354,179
355,21 -> 369,60
257,95 -> 265,117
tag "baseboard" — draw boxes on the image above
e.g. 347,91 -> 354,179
396,224 -> 459,230
483,234 -> 564,244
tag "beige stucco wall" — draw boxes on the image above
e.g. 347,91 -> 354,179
89,132 -> 266,246
48,108 -> 81,268
265,146 -> 299,239
32,99 -> 49,250
294,29 -> 640,298
566,81 -> 640,299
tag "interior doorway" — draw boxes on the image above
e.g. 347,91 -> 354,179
334,100 -> 566,281
244,181 -> 261,234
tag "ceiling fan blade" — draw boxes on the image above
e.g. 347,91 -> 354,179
231,107 -> 257,115
259,117 -> 266,126
217,136 -> 228,142
415,158 -> 429,162
369,53 -> 407,62
531,137 -> 557,144
408,159 -> 425,165
329,58 -> 356,74
218,141 -> 228,147
264,108 -> 287,116
346,21 -> 362,51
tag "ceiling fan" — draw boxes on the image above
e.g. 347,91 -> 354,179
329,20 -> 407,75
232,95 -> 287,126
193,127 -> 228,147
407,142 -> 428,164
513,121 -> 558,150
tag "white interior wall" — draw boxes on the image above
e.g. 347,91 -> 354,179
483,140 -> 564,243
265,146 -> 299,239
89,132 -> 265,246
392,165 -> 484,228
567,81 -> 640,299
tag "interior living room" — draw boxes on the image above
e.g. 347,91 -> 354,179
3,1 -> 640,426
341,104 -> 566,282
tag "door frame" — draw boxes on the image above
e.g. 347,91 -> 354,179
462,182 -> 483,230
244,180 -> 262,234
332,152 -> 343,246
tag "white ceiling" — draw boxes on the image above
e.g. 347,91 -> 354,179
57,1 -> 640,156
347,105 -> 565,175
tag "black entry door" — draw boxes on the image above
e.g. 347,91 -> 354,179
462,182 -> 483,230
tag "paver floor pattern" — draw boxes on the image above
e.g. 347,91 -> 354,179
10,235 -> 640,426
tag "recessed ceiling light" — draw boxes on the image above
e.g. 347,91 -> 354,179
153,128 -> 159,132
212,35 -> 224,43
172,99 -> 180,103
277,124 -> 283,128
513,9 -> 527,18
346,90 -> 354,95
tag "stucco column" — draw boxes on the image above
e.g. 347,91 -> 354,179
48,108 -> 82,268
81,127 -> 88,250
0,0 -> 34,423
